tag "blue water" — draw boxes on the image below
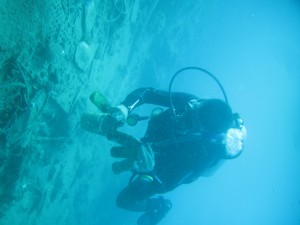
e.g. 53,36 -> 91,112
127,1 -> 300,225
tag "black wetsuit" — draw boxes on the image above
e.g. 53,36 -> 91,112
116,88 -> 228,214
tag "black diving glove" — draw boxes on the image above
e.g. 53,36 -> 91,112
111,143 -> 155,174
107,130 -> 155,174
80,113 -> 119,136
81,90 -> 129,136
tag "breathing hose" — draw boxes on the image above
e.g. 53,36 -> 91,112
168,66 -> 229,119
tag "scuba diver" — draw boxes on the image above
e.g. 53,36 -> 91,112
80,67 -> 246,225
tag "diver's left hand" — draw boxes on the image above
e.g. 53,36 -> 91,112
134,144 -> 155,173
111,144 -> 155,174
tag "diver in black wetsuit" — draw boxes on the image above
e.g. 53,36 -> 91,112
81,87 -> 246,225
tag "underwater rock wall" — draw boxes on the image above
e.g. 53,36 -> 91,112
0,0 -> 208,224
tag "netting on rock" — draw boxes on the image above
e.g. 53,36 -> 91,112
0,0 -> 209,224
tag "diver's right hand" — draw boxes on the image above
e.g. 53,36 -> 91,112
81,113 -> 118,136
109,104 -> 128,125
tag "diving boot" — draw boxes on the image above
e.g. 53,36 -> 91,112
137,197 -> 172,225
